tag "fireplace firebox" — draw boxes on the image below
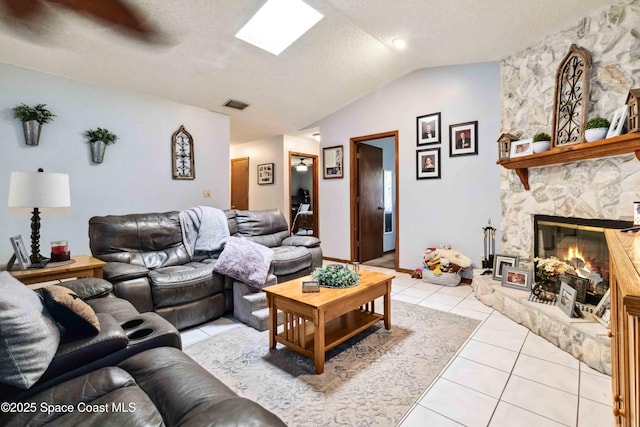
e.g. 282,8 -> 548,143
533,215 -> 632,303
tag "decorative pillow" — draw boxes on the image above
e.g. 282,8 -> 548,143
41,285 -> 100,335
0,271 -> 60,389
213,236 -> 274,289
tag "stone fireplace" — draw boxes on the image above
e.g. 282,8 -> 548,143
499,2 -> 640,263
475,2 -> 640,374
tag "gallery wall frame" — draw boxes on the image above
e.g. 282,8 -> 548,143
449,121 -> 478,157
417,112 -> 441,146
257,163 -> 274,185
416,147 -> 441,180
323,145 -> 343,179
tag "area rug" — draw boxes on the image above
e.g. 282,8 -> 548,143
185,300 -> 480,426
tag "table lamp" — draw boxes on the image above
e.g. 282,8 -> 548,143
8,168 -> 70,265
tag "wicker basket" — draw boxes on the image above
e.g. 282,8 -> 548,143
422,268 -> 461,287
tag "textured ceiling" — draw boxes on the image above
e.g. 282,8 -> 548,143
0,0 -> 612,144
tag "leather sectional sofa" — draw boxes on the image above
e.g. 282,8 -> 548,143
0,275 -> 284,426
88,208 -> 322,330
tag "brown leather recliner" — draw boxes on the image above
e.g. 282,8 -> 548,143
88,208 -> 322,330
0,278 -> 284,426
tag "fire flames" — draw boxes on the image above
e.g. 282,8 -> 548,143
564,246 -> 591,270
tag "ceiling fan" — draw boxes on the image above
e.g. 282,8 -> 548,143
0,0 -> 157,41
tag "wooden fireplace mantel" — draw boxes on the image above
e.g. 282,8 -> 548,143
496,133 -> 640,190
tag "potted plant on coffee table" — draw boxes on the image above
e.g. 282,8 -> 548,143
84,127 -> 118,163
13,103 -> 56,146
532,132 -> 551,153
584,117 -> 610,142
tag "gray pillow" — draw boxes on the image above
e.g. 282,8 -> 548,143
0,271 -> 61,389
213,236 -> 274,289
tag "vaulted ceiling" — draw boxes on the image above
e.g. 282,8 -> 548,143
0,0 -> 611,144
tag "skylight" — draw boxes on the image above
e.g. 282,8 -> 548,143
235,0 -> 323,56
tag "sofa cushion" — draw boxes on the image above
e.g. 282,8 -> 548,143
58,277 -> 113,300
213,236 -> 274,288
272,246 -> 313,276
89,212 -> 191,269
0,272 -> 60,389
234,209 -> 290,247
148,262 -> 223,308
41,285 -> 100,335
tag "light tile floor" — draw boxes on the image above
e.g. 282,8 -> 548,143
180,266 -> 614,427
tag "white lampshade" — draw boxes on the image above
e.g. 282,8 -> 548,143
8,171 -> 71,215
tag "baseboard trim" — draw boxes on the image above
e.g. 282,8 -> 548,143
322,256 -> 351,264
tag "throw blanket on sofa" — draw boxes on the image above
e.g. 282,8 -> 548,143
180,206 -> 230,257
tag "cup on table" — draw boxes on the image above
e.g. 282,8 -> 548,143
50,240 -> 70,262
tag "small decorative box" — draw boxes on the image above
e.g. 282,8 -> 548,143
302,280 -> 320,293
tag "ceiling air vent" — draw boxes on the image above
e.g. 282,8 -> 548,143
223,99 -> 250,110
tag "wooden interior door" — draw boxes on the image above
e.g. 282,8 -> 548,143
230,157 -> 249,210
358,144 -> 384,262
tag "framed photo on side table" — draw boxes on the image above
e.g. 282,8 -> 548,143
417,112 -> 441,145
501,267 -> 532,291
449,121 -> 478,157
416,147 -> 441,180
492,254 -> 518,280
10,235 -> 31,270
323,145 -> 343,179
257,163 -> 274,185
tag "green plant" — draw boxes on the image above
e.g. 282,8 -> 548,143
312,264 -> 360,288
585,117 -> 610,130
13,103 -> 56,124
533,132 -> 551,142
84,127 -> 118,145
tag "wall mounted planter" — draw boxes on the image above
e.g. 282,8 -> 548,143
22,120 -> 42,146
90,140 -> 106,163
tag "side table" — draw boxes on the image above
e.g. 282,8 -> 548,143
10,254 -> 106,285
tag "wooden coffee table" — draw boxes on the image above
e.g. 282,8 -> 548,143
263,269 -> 394,374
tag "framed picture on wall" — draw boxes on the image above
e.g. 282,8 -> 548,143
416,147 -> 441,180
257,163 -> 274,185
416,112 -> 441,145
323,145 -> 343,179
449,121 -> 478,157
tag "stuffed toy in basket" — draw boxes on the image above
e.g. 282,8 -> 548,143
422,248 -> 472,287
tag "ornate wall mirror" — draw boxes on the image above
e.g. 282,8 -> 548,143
551,44 -> 592,147
171,125 -> 195,180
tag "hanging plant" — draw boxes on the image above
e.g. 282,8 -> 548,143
84,127 -> 118,163
13,103 -> 56,124
13,103 -> 56,146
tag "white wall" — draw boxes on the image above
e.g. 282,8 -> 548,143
231,135 -> 284,213
1,63 -> 230,262
314,62 -> 502,270
230,135 -> 318,223
363,137 -> 396,252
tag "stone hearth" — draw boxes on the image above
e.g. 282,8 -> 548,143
472,271 -> 610,375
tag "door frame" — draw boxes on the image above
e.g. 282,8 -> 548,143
350,131 -> 399,270
288,151 -> 319,237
